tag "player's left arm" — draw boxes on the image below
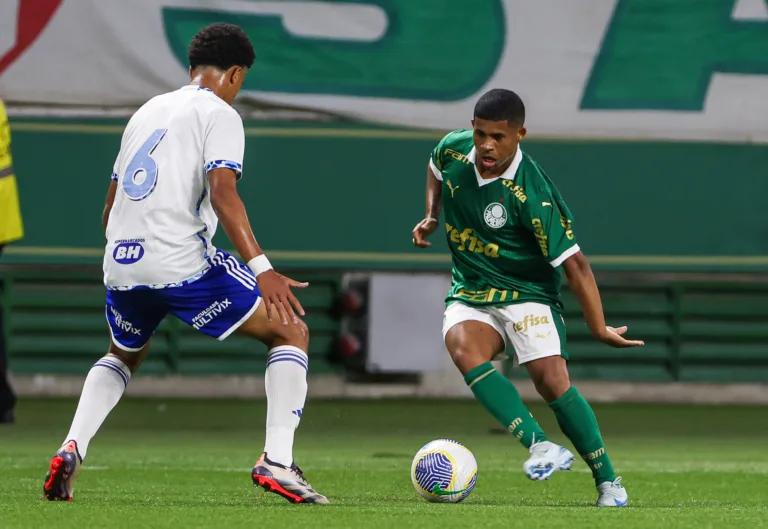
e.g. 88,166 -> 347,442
562,252 -> 643,348
522,182 -> 643,348
204,106 -> 307,325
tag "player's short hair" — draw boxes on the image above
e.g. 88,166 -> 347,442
188,23 -> 255,71
473,89 -> 525,127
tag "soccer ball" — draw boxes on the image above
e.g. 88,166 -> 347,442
410,439 -> 478,503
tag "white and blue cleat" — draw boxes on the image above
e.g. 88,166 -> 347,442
523,439 -> 576,481
595,476 -> 628,507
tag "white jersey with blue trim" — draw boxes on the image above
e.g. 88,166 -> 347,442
103,85 -> 245,290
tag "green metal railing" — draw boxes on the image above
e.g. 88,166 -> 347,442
3,268 -> 768,382
504,280 -> 768,383
0,268 -> 344,376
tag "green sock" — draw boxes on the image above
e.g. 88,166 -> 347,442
548,386 -> 616,486
464,363 -> 548,449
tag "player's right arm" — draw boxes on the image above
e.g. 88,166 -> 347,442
412,138 -> 446,247
205,106 -> 306,326
102,180 -> 117,241
104,133 -> 128,241
412,162 -> 442,247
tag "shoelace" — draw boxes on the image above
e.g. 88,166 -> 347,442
290,464 -> 311,486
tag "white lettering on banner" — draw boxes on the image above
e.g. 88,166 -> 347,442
0,0 -> 766,143
732,0 -> 768,21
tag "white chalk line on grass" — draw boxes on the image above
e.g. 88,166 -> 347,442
11,461 -> 768,474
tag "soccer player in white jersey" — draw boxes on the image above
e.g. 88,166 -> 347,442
42,23 -> 328,505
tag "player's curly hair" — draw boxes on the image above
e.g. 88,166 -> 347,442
474,89 -> 525,126
188,23 -> 255,71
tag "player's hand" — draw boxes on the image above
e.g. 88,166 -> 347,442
412,217 -> 439,248
256,270 -> 309,325
597,326 -> 645,348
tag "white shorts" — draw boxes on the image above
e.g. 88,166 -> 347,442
442,301 -> 567,365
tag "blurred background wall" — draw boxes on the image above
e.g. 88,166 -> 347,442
1,0 -> 767,402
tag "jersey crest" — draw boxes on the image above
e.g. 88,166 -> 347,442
483,202 -> 508,229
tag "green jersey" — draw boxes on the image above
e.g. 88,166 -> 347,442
430,129 -> 579,310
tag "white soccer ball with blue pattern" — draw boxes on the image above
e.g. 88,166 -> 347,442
411,439 -> 478,503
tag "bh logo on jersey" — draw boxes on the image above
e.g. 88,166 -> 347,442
113,241 -> 145,264
484,202 -> 507,228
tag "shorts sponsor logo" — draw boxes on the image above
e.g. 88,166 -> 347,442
192,299 -> 232,330
110,306 -> 141,335
113,239 -> 145,264
512,314 -> 550,334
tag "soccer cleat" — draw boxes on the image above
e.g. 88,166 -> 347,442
595,476 -> 628,507
523,439 -> 575,481
252,453 -> 329,504
43,440 -> 82,501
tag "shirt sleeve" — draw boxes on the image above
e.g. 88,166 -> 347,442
521,179 -> 580,268
428,134 -> 452,182
203,106 -> 245,180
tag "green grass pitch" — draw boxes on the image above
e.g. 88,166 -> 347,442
1,398 -> 767,528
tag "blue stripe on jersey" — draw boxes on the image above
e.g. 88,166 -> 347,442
111,172 -> 118,182
195,187 -> 208,216
105,267 -> 209,291
205,160 -> 242,178
196,227 -> 212,265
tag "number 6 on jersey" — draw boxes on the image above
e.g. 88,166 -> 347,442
122,128 -> 167,201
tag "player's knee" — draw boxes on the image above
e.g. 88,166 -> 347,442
107,348 -> 138,374
274,319 -> 310,351
449,346 -> 485,376
531,367 -> 570,402
107,342 -> 148,374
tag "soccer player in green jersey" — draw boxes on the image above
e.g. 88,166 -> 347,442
412,88 -> 644,507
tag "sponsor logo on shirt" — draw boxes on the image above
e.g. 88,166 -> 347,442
444,224 -> 500,257
455,288 -> 518,303
444,148 -> 470,165
113,239 -> 145,264
560,215 -> 574,240
501,180 -> 527,203
531,219 -> 549,256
